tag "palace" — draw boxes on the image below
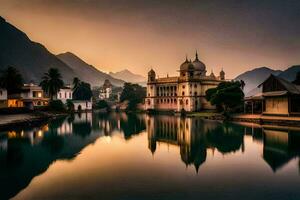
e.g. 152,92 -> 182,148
145,52 -> 226,112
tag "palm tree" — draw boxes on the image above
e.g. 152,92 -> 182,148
40,68 -> 64,100
0,66 -> 23,94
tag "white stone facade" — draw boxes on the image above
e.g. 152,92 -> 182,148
145,52 -> 226,112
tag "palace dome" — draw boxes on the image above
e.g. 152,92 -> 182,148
180,57 -> 192,71
192,51 -> 206,72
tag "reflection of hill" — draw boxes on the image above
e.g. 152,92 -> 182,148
206,123 -> 245,154
0,115 -> 98,200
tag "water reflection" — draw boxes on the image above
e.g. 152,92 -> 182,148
0,113 -> 299,199
146,115 -> 300,173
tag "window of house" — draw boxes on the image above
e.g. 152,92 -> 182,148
182,85 -> 185,89
194,84 -> 197,88
182,92 -> 185,96
194,92 -> 197,96
186,99 -> 189,105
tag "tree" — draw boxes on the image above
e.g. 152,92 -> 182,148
292,71 -> 300,85
73,81 -> 93,100
40,68 -> 64,100
206,81 -> 244,113
72,77 -> 81,92
0,66 -> 23,94
120,83 -> 146,111
240,80 -> 246,90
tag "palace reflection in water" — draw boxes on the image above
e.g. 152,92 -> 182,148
146,115 -> 300,173
0,113 -> 300,199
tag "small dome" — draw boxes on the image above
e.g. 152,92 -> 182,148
192,51 -> 206,72
210,71 -> 216,78
180,57 -> 191,71
187,63 -> 195,71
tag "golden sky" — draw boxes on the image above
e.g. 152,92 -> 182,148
1,0 -> 300,78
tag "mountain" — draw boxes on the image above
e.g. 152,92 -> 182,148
278,65 -> 300,82
57,52 -> 124,86
109,69 -> 146,84
0,16 -> 76,84
235,67 -> 282,95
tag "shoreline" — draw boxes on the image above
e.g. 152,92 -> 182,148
0,112 -> 68,131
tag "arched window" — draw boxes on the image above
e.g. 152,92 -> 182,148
194,84 -> 197,88
174,99 -> 177,104
180,100 -> 183,105
186,99 -> 189,105
148,93 -> 150,97
182,92 -> 185,96
194,92 -> 197,96
167,99 -> 170,103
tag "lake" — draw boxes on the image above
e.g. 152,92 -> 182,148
0,112 -> 299,200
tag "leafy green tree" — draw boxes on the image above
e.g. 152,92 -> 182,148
206,81 -> 244,113
292,71 -> 300,85
40,68 -> 64,100
0,66 -> 23,94
120,83 -> 146,111
73,81 -> 93,100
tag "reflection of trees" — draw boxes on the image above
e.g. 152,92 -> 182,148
0,116 -> 99,200
120,114 -> 146,140
41,135 -> 64,154
206,123 -> 244,154
96,112 -> 146,139
73,122 -> 92,138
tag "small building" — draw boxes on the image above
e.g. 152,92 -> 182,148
245,75 -> 300,115
99,79 -> 112,100
55,86 -> 73,104
8,83 -> 49,109
73,100 -> 92,111
0,88 -> 7,108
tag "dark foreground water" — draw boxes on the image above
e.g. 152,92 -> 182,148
0,112 -> 300,200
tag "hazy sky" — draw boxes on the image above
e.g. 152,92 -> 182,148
1,0 -> 300,78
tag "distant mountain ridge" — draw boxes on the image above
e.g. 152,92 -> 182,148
109,69 -> 146,84
57,52 -> 124,86
0,16 -> 75,84
235,67 -> 282,95
0,16 -> 124,86
235,66 -> 300,96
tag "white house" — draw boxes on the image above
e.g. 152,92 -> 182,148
7,83 -> 48,109
56,86 -> 73,104
0,88 -> 7,108
99,79 -> 112,100
73,100 -> 92,111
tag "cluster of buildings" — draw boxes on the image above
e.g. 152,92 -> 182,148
0,83 -> 92,111
145,52 -> 226,112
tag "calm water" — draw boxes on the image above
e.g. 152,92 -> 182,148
0,112 -> 300,200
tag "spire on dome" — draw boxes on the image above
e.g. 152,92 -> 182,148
195,50 -> 199,61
